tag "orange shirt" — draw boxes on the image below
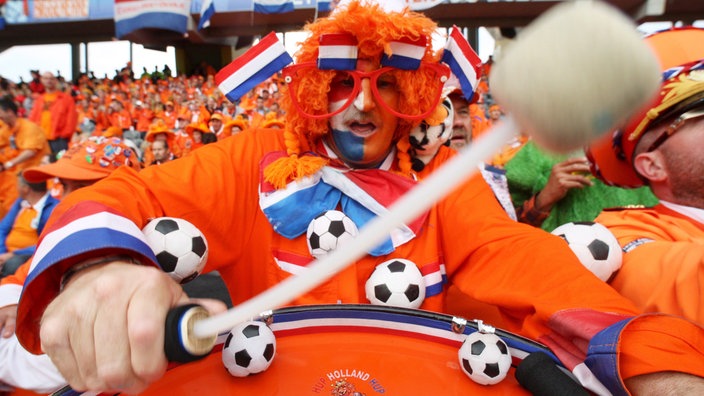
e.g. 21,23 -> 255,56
596,204 -> 704,324
5,205 -> 39,252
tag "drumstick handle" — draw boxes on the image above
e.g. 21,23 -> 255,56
515,352 -> 589,396
164,304 -> 217,362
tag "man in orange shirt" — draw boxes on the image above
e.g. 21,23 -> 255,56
0,172 -> 58,278
14,3 -> 704,395
588,28 -> 704,325
0,97 -> 50,218
28,72 -> 77,158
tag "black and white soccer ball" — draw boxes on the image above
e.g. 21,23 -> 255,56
306,210 -> 359,259
365,259 -> 426,309
551,221 -> 622,281
458,331 -> 512,385
222,321 -> 276,377
142,217 -> 209,283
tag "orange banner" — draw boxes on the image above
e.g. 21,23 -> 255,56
33,0 -> 89,19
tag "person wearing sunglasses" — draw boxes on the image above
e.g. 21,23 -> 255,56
588,56 -> 704,325
13,2 -> 704,395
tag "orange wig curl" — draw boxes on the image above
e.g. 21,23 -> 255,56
265,1 -> 443,189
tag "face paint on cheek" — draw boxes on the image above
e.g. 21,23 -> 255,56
331,128 -> 365,161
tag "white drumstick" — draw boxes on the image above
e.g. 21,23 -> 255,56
191,0 -> 660,338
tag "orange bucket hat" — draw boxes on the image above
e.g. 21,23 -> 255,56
145,119 -> 175,145
24,137 -> 141,182
260,112 -> 285,129
587,27 -> 704,188
185,122 -> 209,135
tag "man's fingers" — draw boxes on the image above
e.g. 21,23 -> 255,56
41,304 -> 87,391
127,268 -> 185,387
190,297 -> 228,316
94,276 -> 136,392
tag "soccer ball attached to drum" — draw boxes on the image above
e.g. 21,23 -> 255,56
306,210 -> 359,259
142,217 -> 209,283
458,330 -> 512,385
551,221 -> 622,281
222,321 -> 276,377
365,259 -> 426,309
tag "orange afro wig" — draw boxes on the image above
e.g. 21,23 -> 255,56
266,0 -> 443,189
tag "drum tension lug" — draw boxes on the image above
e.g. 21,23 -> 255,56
451,316 -> 467,334
259,310 -> 274,326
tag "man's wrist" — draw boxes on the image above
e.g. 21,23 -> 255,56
60,254 -> 140,291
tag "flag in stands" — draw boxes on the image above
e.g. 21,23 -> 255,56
441,26 -> 482,100
215,32 -> 293,102
114,0 -> 190,39
198,0 -> 216,31
317,0 -> 333,12
318,34 -> 358,70
253,0 -> 295,14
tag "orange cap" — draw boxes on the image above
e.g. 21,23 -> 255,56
24,137 -> 141,182
145,120 -> 175,144
102,126 -> 123,138
587,27 -> 704,188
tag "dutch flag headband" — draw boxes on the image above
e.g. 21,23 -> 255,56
215,26 -> 482,102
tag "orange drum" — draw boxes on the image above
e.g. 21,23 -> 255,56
148,305 -> 564,395
53,305 -> 566,395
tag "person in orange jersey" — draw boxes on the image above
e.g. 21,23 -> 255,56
27,72 -> 76,158
587,27 -> 704,325
0,97 -> 50,219
142,120 -> 177,166
179,122 -> 208,156
14,3 -> 704,395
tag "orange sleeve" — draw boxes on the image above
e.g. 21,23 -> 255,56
597,208 -> 704,324
619,314 -> 704,379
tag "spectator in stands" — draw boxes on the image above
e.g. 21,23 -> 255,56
0,172 -> 58,278
149,139 -> 172,166
28,72 -> 77,158
0,97 -> 50,218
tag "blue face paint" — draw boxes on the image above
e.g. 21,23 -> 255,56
330,128 -> 365,162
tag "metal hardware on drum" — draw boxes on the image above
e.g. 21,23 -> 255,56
475,319 -> 497,334
260,309 -> 274,326
451,316 -> 467,333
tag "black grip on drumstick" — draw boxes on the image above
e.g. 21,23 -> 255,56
515,352 -> 589,396
164,303 -> 217,363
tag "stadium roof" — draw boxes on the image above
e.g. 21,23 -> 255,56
0,0 -> 702,52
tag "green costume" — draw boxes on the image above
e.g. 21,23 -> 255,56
505,140 -> 658,232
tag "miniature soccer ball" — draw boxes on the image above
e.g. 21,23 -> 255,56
551,221 -> 623,281
306,210 -> 359,259
458,331 -> 512,385
222,321 -> 276,377
142,217 -> 209,283
365,259 -> 426,309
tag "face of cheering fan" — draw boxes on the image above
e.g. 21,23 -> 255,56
324,59 -> 400,169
